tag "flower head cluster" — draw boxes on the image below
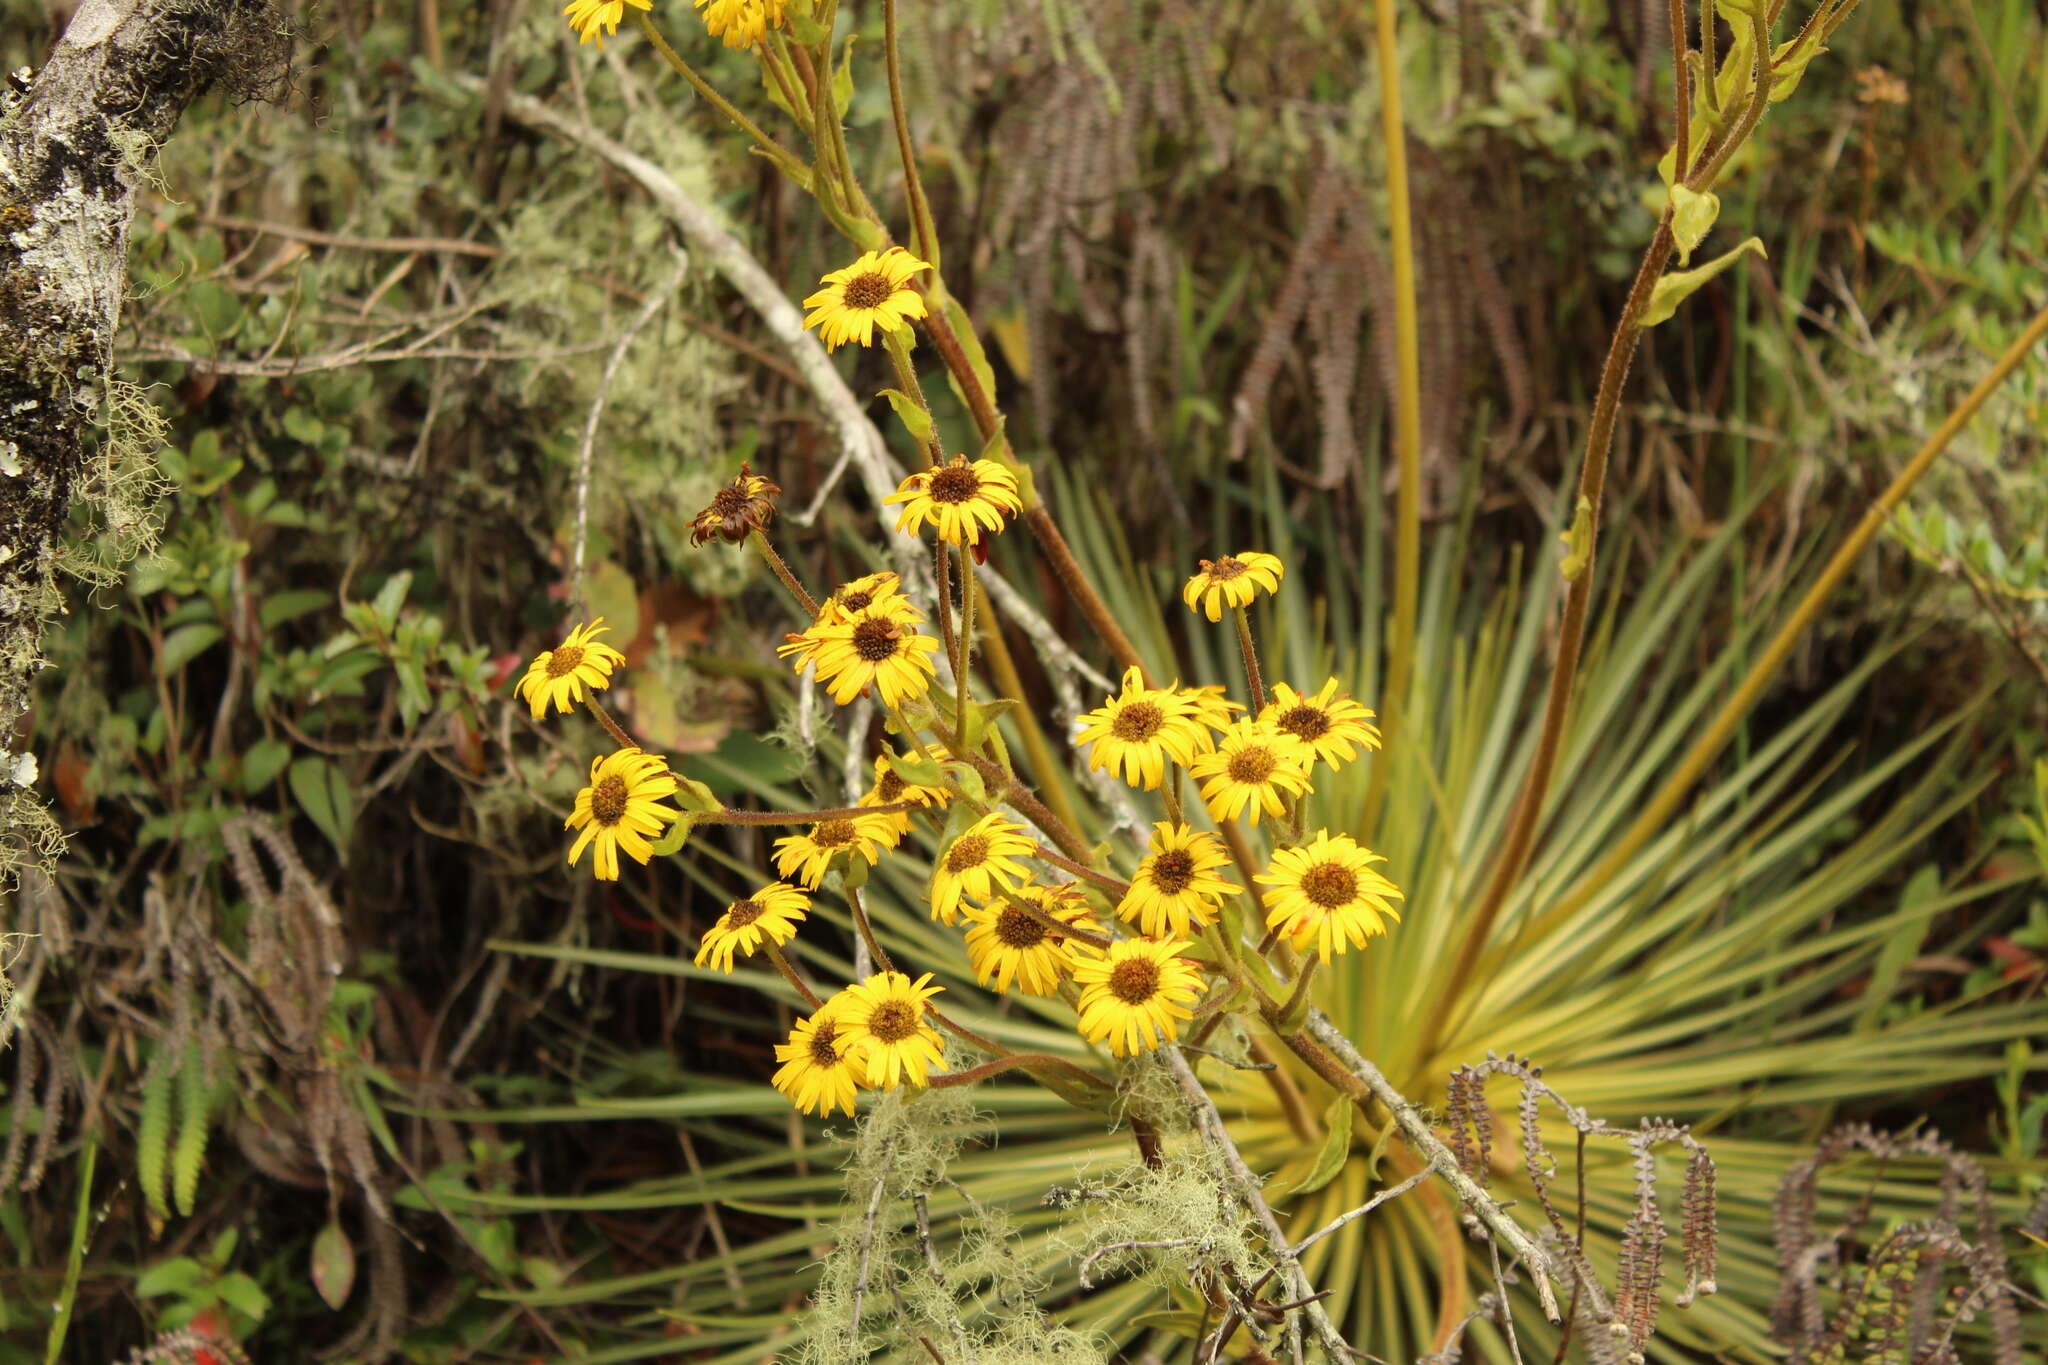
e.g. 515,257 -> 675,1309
962,883 -> 1097,996
695,0 -> 786,48
689,463 -> 781,547
1183,551 -> 1285,622
1117,823 -> 1240,938
885,455 -> 1023,549
1074,667 -> 1214,790
695,882 -> 809,973
779,576 -> 939,708
803,248 -> 931,350
515,618 -> 627,720
566,747 -> 680,881
1073,938 -> 1205,1058
929,813 -> 1037,925
773,811 -> 902,889
562,0 -> 651,47
1257,831 -> 1404,958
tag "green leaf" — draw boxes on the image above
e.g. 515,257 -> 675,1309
311,1219 -> 356,1310
172,1040 -> 209,1217
212,1271 -> 269,1320
1641,238 -> 1766,327
371,570 -> 412,628
1277,1093 -> 1353,1197
240,738 -> 290,794
134,1257 -> 205,1299
1768,35 -> 1826,103
138,1059 -> 174,1224
288,757 -> 355,859
1558,496 -> 1594,581
673,775 -> 721,815
260,588 -> 330,629
878,388 -> 934,446
157,624 -> 224,676
831,35 -> 858,119
650,816 -> 696,858
1668,184 -> 1720,266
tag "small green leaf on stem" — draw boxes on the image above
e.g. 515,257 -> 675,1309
1668,184 -> 1720,265
1559,496 -> 1595,581
1277,1093 -> 1353,1197
878,388 -> 934,445
311,1219 -> 356,1310
1641,237 -> 1766,327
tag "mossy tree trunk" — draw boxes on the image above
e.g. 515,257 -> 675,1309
0,0 -> 281,788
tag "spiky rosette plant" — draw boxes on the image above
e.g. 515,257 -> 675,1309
462,0 -> 2048,1360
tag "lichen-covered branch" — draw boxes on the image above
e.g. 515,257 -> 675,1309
0,0 -> 285,865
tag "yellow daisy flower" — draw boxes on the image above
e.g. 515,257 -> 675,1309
689,462 -> 781,547
772,811 -> 902,889
562,0 -> 651,47
1172,683 -> 1245,744
515,618 -> 627,720
776,573 -> 923,673
695,0 -> 786,49
1182,551 -> 1286,622
694,881 -> 810,973
802,247 -> 931,351
1256,830 -> 1403,959
772,995 -> 870,1117
884,454 -> 1024,549
565,747 -> 680,881
1260,679 -> 1382,770
799,607 -> 942,708
860,750 -> 953,835
1186,720 -> 1312,826
1073,666 -> 1211,790
1116,822 -> 1241,938
961,883 -> 1098,996
929,812 -> 1038,925
1073,938 -> 1204,1058
838,971 -> 948,1090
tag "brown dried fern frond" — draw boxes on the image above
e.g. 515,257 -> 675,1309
1771,1123 -> 2029,1365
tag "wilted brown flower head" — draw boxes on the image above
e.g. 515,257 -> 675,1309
689,463 -> 782,547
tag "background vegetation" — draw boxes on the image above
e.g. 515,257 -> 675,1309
0,0 -> 2043,1360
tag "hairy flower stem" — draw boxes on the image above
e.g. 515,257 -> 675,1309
881,0 -> 938,266
1502,296 -> 2048,967
763,940 -> 823,1010
848,886 -> 896,976
692,801 -> 920,826
883,329 -> 944,468
925,719 -> 1096,864
759,36 -> 810,124
582,696 -> 637,750
972,601 -> 1087,839
927,1052 -> 1110,1091
1031,845 -> 1131,898
1020,505 -> 1152,682
749,530 -> 819,617
993,883 -> 1112,950
954,546 -> 977,739
636,15 -> 810,187
1232,606 -> 1267,714
1359,0 -> 1424,843
1421,214 -> 1678,1065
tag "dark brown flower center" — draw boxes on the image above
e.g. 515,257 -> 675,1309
852,618 -> 902,662
928,464 -> 981,504
725,899 -> 764,928
1225,745 -> 1277,785
1277,705 -> 1331,741
1148,849 -> 1195,894
808,1022 -> 843,1066
1205,556 -> 1247,581
840,590 -> 874,612
840,271 -> 894,311
1299,862 -> 1358,909
994,905 -> 1047,949
945,834 -> 991,872
545,644 -> 586,678
589,775 -> 629,826
867,999 -> 918,1043
875,769 -> 906,801
1110,700 -> 1166,743
1108,957 -> 1161,1004
812,818 -> 856,849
